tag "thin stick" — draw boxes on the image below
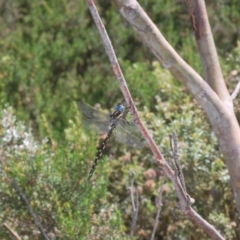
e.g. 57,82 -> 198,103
2,223 -> 21,240
129,172 -> 140,240
11,180 -> 50,240
170,132 -> 195,205
231,78 -> 240,100
170,132 -> 187,194
151,175 -> 165,240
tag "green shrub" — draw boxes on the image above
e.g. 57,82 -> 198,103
0,0 -> 239,239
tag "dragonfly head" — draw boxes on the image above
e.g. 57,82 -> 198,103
115,103 -> 125,113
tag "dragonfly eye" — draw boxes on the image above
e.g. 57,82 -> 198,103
115,104 -> 125,112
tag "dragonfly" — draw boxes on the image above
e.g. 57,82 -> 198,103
78,101 -> 144,180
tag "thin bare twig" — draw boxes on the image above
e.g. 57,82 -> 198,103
170,132 -> 195,205
151,175 -> 165,240
2,223 -> 21,240
129,172 -> 140,240
11,180 -> 50,240
231,77 -> 240,100
170,132 -> 187,194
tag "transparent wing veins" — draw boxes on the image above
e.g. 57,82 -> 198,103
115,125 -> 145,149
78,101 -> 109,120
78,101 -> 145,149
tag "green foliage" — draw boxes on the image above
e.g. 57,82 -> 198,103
209,212 -> 236,240
0,106 -> 127,239
0,0 -> 240,239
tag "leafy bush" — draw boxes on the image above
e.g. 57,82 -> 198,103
0,0 -> 240,239
0,105 -> 127,239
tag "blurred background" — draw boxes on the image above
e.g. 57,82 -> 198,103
0,0 -> 240,239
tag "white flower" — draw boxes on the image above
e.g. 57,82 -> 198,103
3,129 -> 13,142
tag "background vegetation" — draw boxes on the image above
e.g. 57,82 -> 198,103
0,0 -> 240,239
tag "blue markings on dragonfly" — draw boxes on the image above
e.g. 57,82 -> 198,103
78,101 -> 144,180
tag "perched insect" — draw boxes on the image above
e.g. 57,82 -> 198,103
78,101 -> 144,179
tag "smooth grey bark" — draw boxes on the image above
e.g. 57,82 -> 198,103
186,0 -> 233,111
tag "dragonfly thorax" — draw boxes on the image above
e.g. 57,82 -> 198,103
110,103 -> 126,120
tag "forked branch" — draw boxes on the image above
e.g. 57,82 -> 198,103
85,0 -> 225,239
112,0 -> 240,216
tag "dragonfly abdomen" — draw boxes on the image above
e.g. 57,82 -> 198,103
88,124 -> 116,180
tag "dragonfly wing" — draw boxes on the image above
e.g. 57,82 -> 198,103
115,126 -> 145,149
118,120 -> 140,133
78,101 -> 109,120
82,119 -> 110,133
